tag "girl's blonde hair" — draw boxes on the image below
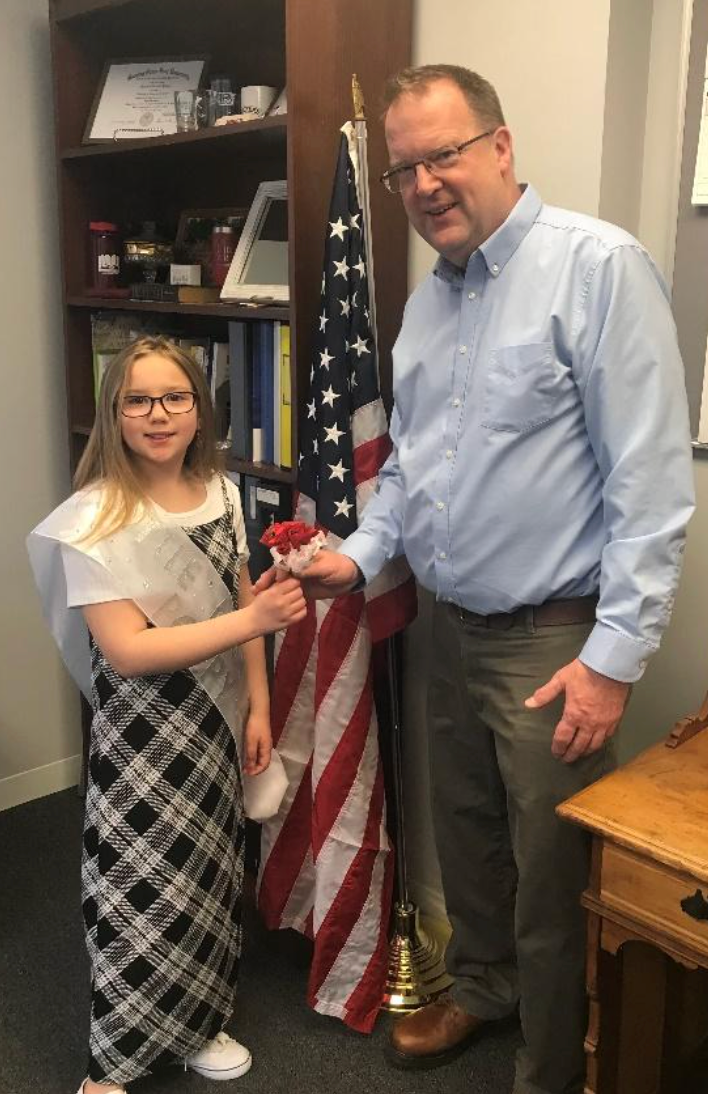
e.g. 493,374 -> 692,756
75,335 -> 223,542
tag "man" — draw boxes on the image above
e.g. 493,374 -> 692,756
260,65 -> 694,1094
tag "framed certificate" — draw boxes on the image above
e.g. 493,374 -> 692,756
83,56 -> 208,143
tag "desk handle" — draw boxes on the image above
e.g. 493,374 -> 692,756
680,888 -> 708,922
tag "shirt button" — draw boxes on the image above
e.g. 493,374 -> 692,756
446,450 -> 453,459
459,345 -> 467,354
439,551 -> 447,560
453,397 -> 461,407
491,263 -> 500,275
468,291 -> 476,300
436,501 -> 445,511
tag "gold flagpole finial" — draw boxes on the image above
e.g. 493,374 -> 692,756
352,73 -> 365,121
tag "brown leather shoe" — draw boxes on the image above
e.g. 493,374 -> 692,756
386,993 -> 485,1069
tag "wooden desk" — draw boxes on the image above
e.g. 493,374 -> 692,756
558,729 -> 708,1094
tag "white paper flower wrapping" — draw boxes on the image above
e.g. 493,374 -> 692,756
269,530 -> 326,575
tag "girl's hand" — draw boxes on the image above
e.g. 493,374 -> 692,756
248,575 -> 307,635
243,711 -> 272,776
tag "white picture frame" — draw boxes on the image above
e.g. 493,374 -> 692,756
220,180 -> 289,303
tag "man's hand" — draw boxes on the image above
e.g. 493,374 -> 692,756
525,659 -> 630,763
253,550 -> 361,600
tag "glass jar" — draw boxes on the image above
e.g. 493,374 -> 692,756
210,76 -> 234,120
88,221 -> 122,293
211,224 -> 236,287
123,221 -> 173,285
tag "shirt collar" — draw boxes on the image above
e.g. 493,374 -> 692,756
433,183 -> 542,286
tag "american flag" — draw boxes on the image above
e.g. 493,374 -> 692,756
257,124 -> 416,1032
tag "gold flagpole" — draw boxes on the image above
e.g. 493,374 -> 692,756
351,73 -> 452,1013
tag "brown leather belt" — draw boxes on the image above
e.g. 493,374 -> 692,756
457,595 -> 598,630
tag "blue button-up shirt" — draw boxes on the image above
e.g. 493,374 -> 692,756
343,185 -> 694,682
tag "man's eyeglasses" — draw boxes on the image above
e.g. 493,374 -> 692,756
121,391 -> 197,418
380,131 -> 493,194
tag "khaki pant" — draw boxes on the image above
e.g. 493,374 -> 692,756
428,602 -> 616,1094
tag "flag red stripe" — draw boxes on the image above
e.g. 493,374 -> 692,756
352,433 -> 392,487
314,593 -> 365,711
270,602 -> 318,744
366,573 -> 418,644
312,664 -> 373,860
343,845 -> 395,1032
307,845 -> 377,1009
307,756 -> 388,1030
258,759 -> 313,928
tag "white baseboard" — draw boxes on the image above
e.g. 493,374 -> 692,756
0,754 -> 81,812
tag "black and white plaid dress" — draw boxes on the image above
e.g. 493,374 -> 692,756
79,478 -> 248,1084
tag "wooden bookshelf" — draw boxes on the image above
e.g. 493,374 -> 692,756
67,296 -> 290,321
49,0 -> 412,478
61,114 -> 287,159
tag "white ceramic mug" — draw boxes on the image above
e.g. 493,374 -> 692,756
240,84 -> 278,117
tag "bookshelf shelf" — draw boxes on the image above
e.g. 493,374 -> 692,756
67,296 -> 290,321
226,457 -> 295,485
61,115 -> 287,160
53,0 -> 141,22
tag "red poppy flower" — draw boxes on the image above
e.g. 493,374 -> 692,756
260,520 -> 320,556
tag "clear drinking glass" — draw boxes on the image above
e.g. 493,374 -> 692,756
174,89 -> 213,131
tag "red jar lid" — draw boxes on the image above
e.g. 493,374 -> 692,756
89,221 -> 119,232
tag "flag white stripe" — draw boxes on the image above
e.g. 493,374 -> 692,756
312,839 -> 360,935
312,714 -> 385,932
351,400 -> 388,445
280,847 -> 316,930
314,852 -> 387,1010
311,617 -> 371,788
365,555 -> 414,602
327,708 -> 384,851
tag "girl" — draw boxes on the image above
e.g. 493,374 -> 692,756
28,336 -> 306,1093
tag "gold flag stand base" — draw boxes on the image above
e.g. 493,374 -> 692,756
381,900 -> 453,1013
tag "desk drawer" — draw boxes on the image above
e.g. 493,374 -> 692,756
600,844 -> 708,958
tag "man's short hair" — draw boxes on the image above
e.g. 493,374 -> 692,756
382,64 -> 506,130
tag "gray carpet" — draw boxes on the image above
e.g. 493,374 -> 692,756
0,789 -> 520,1094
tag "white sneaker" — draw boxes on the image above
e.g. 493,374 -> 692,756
185,1031 -> 252,1081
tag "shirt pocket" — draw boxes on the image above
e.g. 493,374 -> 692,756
481,341 -> 563,434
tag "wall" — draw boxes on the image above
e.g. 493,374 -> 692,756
0,0 -> 80,810
402,0 -> 698,920
408,0 -> 612,287
637,0 -> 693,280
598,0 -> 653,237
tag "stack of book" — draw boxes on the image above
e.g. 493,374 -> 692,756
229,319 -> 291,468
